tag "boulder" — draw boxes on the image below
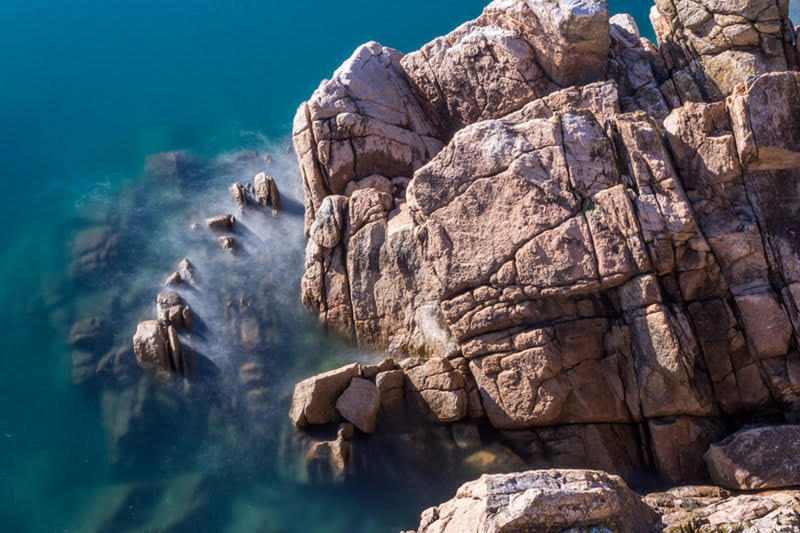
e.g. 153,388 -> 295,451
304,430 -> 353,484
704,425 -> 800,490
289,363 -> 360,427
415,469 -> 657,533
335,377 -> 380,434
218,236 -> 239,254
132,321 -> 189,377
205,214 -> 236,232
175,258 -> 196,284
253,172 -> 281,213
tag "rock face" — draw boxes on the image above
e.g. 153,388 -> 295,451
704,425 -> 800,490
415,469 -> 657,533
294,0 -> 800,484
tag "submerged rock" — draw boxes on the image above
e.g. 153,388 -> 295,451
70,225 -> 120,279
145,151 -> 203,183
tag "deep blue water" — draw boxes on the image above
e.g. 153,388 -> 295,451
0,1 -> 737,531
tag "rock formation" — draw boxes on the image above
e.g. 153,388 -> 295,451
412,469 -> 800,533
414,469 -> 658,533
292,0 -> 800,488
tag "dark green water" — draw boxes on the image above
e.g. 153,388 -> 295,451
0,1 -> 693,531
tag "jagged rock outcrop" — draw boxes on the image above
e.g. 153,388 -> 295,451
413,469 -> 658,533
293,0 -> 800,485
230,171 -> 282,214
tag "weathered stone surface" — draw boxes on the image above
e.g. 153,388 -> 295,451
651,0 -> 797,100
132,321 -> 171,373
404,358 -> 468,423
704,425 -> 800,490
293,0 -> 800,486
335,377 -> 380,434
728,71 -> 800,171
253,172 -> 281,212
415,469 -> 657,533
647,488 -> 800,532
289,363 -> 360,427
293,41 -> 443,233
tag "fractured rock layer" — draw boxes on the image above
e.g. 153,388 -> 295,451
293,0 -> 800,483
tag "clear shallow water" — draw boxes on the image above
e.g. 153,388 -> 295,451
0,1 -> 751,531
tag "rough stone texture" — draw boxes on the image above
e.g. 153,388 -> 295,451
293,0 -> 800,485
230,172 -> 281,214
404,358 -> 468,423
289,363 -> 360,427
704,425 -> 800,490
335,377 -> 380,434
646,486 -> 800,531
651,0 -> 798,100
415,469 -> 657,533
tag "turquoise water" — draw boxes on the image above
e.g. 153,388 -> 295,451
0,1 -> 700,531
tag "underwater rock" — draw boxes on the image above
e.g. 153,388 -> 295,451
96,346 -> 138,386
304,427 -> 354,485
145,151 -> 203,183
239,362 -> 270,412
70,225 -> 120,279
69,316 -> 111,351
72,350 -> 100,386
